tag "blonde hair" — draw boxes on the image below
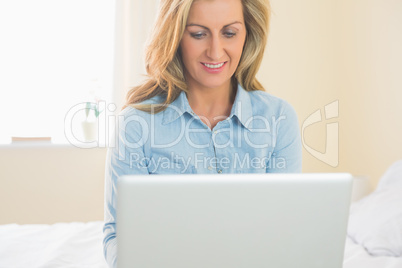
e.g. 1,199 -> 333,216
123,0 -> 270,113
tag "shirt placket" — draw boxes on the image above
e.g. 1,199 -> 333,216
211,119 -> 231,174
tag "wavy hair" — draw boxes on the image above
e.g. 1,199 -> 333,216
123,0 -> 270,113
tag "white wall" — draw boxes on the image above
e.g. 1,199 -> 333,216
260,0 -> 341,174
261,0 -> 402,188
0,145 -> 107,224
338,0 -> 402,187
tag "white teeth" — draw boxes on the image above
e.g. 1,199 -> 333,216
203,62 -> 224,69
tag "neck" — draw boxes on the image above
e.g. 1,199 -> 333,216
185,79 -> 237,129
186,81 -> 235,116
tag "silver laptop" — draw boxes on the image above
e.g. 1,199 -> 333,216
116,173 -> 353,268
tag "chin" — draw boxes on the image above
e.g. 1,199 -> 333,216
199,77 -> 232,89
200,82 -> 228,90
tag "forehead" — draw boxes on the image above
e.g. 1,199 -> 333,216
188,0 -> 244,26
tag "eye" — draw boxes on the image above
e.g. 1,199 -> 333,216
224,32 -> 236,38
190,32 -> 206,39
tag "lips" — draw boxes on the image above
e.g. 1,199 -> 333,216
201,62 -> 226,69
200,61 -> 227,73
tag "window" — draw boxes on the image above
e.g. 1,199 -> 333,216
0,0 -> 115,144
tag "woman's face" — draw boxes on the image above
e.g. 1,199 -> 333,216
179,0 -> 247,91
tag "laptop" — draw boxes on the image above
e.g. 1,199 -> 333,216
116,173 -> 353,268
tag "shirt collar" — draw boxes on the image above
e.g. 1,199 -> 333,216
162,83 -> 254,130
162,91 -> 192,125
230,83 -> 254,130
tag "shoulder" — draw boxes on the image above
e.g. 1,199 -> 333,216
117,95 -> 165,135
119,95 -> 165,118
247,90 -> 298,120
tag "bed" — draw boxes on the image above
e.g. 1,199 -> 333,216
344,237 -> 402,268
0,221 -> 108,268
1,223 -> 401,268
1,161 -> 401,268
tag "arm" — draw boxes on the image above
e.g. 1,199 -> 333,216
266,102 -> 302,173
103,110 -> 149,268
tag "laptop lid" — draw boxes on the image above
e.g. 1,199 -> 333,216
116,173 -> 353,268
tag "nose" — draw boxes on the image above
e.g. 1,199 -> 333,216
206,35 -> 224,61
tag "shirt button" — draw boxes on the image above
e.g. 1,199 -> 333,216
208,166 -> 213,171
218,169 -> 222,174
190,111 -> 195,115
213,130 -> 217,134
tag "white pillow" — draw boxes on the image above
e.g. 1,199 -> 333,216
377,159 -> 402,190
347,160 -> 402,257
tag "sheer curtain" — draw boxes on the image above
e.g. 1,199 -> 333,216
112,0 -> 160,112
0,0 -> 115,144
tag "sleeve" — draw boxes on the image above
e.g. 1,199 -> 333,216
266,101 -> 302,173
103,110 -> 150,268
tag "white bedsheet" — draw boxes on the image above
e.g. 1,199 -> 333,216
1,221 -> 402,268
344,236 -> 402,268
0,221 -> 108,268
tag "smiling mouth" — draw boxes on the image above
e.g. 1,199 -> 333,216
201,62 -> 227,69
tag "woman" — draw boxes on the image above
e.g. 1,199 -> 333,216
103,0 -> 302,266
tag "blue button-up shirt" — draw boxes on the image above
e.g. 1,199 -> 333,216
103,84 -> 302,267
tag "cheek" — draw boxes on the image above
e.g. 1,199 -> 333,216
228,41 -> 246,62
180,39 -> 201,64
226,34 -> 246,61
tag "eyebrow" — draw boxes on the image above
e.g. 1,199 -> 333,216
186,21 -> 243,30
